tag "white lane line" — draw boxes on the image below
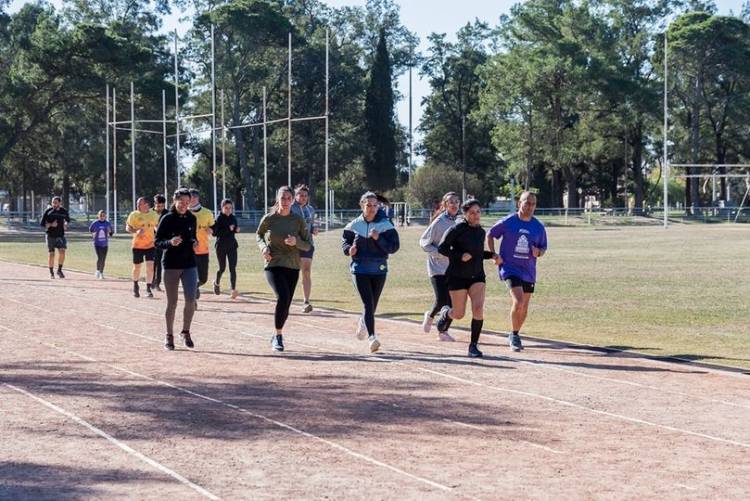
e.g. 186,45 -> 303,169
444,419 -> 484,431
675,483 -> 697,491
0,324 -> 453,494
1,381 -> 219,500
418,367 -> 750,450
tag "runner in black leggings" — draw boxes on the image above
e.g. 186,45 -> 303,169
213,199 -> 240,299
342,192 -> 400,353
256,186 -> 311,352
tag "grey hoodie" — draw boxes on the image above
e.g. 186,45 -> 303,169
419,211 -> 457,276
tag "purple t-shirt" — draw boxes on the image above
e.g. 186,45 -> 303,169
89,220 -> 113,247
488,213 -> 547,283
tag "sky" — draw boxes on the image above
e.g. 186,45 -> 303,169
7,0 -> 748,165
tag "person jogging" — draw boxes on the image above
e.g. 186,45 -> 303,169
419,192 -> 460,341
89,210 -> 113,279
155,188 -> 198,351
486,191 -> 547,352
290,184 -> 318,313
126,196 -> 159,298
212,198 -> 240,299
151,194 -> 169,291
342,192 -> 400,353
40,196 -> 70,279
189,189 -> 215,301
256,186 -> 311,352
435,199 -> 500,358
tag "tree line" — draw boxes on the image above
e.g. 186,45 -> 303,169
2,0 -> 749,213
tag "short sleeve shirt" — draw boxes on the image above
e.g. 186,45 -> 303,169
126,210 -> 159,249
488,214 -> 547,283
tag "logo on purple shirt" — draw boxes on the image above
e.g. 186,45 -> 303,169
488,214 -> 547,283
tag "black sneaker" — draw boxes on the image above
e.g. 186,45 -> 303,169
153,284 -> 162,292
468,343 -> 483,358
146,287 -> 154,298
271,334 -> 284,352
180,331 -> 194,349
213,282 -> 220,295
49,271 -> 55,279
133,283 -> 140,298
436,305 -> 452,333
164,334 -> 175,351
56,270 -> 65,279
509,333 -> 524,352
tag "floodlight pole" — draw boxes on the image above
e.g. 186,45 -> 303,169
211,24 -> 218,215
131,81 -> 136,210
162,89 -> 168,197
105,84 -> 110,222
221,88 -> 226,201
113,88 -> 118,233
174,30 -> 181,188
325,29 -> 330,232
263,86 -> 268,212
408,58 -> 413,188
662,34 -> 669,229
288,32 -> 292,186
462,114 -> 467,201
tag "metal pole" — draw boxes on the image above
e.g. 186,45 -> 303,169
662,30 -> 669,229
162,89 -> 168,197
288,32 -> 292,186
263,86 -> 268,212
325,29 -> 329,232
105,84 -> 110,222
462,114 -> 467,201
211,24 -> 218,215
113,88 -> 118,233
174,29 -> 181,187
408,60 -> 413,187
130,81 -> 136,211
221,88 -> 226,200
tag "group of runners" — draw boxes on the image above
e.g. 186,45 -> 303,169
40,186 -> 547,357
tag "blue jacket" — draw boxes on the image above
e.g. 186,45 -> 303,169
342,209 -> 400,275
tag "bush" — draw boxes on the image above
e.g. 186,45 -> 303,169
408,162 -> 487,208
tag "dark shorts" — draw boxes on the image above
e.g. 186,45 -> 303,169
446,275 -> 486,291
505,276 -> 535,294
300,245 -> 315,260
46,236 -> 67,252
132,247 -> 156,264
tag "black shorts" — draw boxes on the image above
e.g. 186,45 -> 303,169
505,276 -> 535,294
299,245 -> 315,260
46,236 -> 67,252
132,247 -> 156,264
446,275 -> 486,291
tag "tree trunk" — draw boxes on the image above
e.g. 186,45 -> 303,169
551,169 -> 564,207
715,133 -> 727,201
63,174 -> 71,213
688,77 -> 701,212
631,122 -> 645,214
562,166 -> 578,209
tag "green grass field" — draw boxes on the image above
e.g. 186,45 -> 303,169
2,222 -> 748,368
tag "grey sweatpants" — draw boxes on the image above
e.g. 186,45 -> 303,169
164,267 -> 198,336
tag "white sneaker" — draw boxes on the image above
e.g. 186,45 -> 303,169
95,271 -> 100,279
355,317 -> 367,340
368,335 -> 381,353
437,331 -> 455,342
100,272 -> 105,280
422,311 -> 433,333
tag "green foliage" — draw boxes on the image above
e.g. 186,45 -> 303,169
407,162 -> 485,208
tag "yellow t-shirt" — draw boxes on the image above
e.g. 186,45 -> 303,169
126,210 -> 159,249
192,207 -> 215,255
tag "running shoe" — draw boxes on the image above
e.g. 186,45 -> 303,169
153,284 -> 162,292
509,333 -> 524,352
368,335 -> 381,353
422,311 -> 433,333
437,331 -> 455,342
436,305 -> 452,333
56,269 -> 65,279
302,302 -> 313,313
213,282 -> 220,295
468,343 -> 483,358
271,334 -> 284,352
180,331 -> 194,349
230,289 -> 239,299
164,334 -> 175,351
100,273 -> 105,280
133,283 -> 140,298
49,271 -> 55,279
355,316 -> 367,340
146,289 -> 154,299
95,271 -> 101,279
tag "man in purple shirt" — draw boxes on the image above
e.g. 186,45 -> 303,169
487,191 -> 548,352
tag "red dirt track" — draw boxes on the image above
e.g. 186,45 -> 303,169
0,260 -> 748,500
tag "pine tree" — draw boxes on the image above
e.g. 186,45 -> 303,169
363,28 -> 397,191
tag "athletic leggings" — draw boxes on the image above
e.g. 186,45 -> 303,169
94,246 -> 108,272
163,267 -> 198,336
265,267 -> 300,330
215,246 -> 238,290
429,274 -> 451,317
353,274 -> 387,337
153,247 -> 163,286
195,254 -> 209,288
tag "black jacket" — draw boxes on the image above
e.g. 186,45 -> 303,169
212,213 -> 239,250
155,209 -> 197,269
437,219 -> 493,280
40,207 -> 70,238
